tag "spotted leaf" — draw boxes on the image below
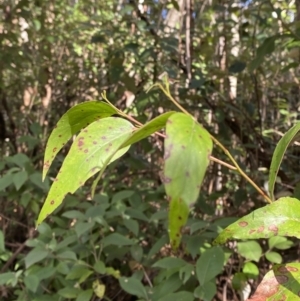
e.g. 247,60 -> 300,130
37,117 -> 134,226
42,101 -> 117,180
214,197 -> 300,245
163,113 -> 213,248
246,263 -> 300,301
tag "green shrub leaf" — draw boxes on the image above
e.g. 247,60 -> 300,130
237,241 -> 262,262
163,113 -> 212,248
37,117 -> 134,226
42,101 -> 118,180
13,170 -> 28,190
24,248 -> 49,268
101,233 -> 134,247
269,122 -> 300,201
249,263 -> 300,300
120,111 -> 176,148
152,257 -> 187,269
214,197 -> 300,244
268,236 -> 293,250
157,291 -> 195,301
265,251 -> 282,264
196,246 -> 224,285
243,262 -> 259,279
194,282 -> 216,301
119,276 -> 148,299
0,230 -> 5,252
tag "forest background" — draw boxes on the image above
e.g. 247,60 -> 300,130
1,0 -> 300,300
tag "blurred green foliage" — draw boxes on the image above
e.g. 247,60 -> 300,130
1,0 -> 300,300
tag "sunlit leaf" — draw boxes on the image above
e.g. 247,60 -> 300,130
163,113 -> 213,248
93,280 -> 105,298
247,263 -> 300,300
269,122 -> 300,201
42,101 -> 117,180
90,112 -> 176,194
214,197 -> 300,245
237,241 -> 262,262
120,111 -> 176,148
37,117 -> 133,226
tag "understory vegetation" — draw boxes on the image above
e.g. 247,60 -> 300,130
1,1 -> 300,301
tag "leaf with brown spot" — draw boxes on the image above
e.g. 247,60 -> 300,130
168,198 -> 189,249
214,197 -> 300,245
163,113 -> 213,248
42,101 -> 117,180
246,263 -> 300,301
37,117 -> 133,226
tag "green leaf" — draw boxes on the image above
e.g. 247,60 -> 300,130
148,235 -> 169,258
57,250 -> 77,261
152,257 -> 187,269
90,112 -> 176,198
130,244 -> 143,262
101,233 -> 134,247
268,236 -> 293,250
112,190 -> 135,203
0,272 -> 15,285
35,266 -> 56,280
194,282 -> 216,301
30,172 -> 49,190
24,274 -> 40,292
152,274 -> 182,299
119,276 -> 148,299
42,101 -> 118,180
94,261 -> 106,274
123,219 -> 139,236
13,170 -> 28,190
37,117 -> 134,226
257,36 -> 276,57
105,267 -> 121,279
214,197 -> 300,244
120,111 -> 176,148
0,230 -> 5,252
196,246 -> 224,285
248,36 -> 277,72
24,248 -> 49,268
232,272 -> 247,290
190,220 -> 208,234
269,122 -> 300,201
265,251 -> 282,264
76,289 -> 93,301
164,113 -> 212,248
179,264 -> 194,284
249,263 -> 300,300
157,291 -> 194,301
74,221 -> 95,237
0,173 -> 14,191
93,280 -> 106,298
66,265 -> 93,283
58,287 -> 81,298
243,262 -> 259,279
62,210 -> 86,219
168,198 -> 189,250
6,153 -> 29,167
237,241 -> 262,262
